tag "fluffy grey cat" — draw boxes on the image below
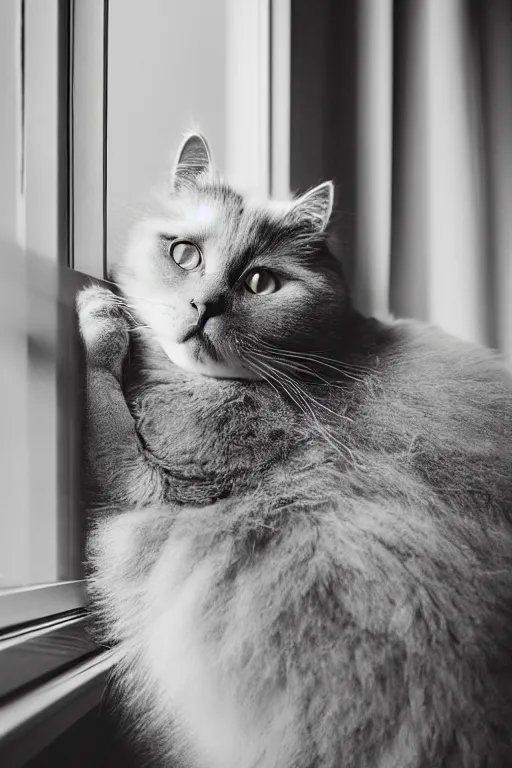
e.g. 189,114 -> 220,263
77,133 -> 512,768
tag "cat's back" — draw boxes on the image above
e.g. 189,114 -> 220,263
346,318 -> 512,503
379,317 -> 512,419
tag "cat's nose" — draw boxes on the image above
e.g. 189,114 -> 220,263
190,297 -> 225,329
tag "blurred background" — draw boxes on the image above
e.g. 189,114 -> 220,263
0,0 -> 511,593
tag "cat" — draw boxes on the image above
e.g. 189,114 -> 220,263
78,132 -> 512,768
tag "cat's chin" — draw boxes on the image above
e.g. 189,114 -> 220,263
158,337 -> 260,381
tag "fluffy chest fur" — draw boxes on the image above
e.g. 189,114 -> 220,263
124,355 -> 307,506
85,313 -> 512,768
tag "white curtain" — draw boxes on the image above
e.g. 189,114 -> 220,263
354,0 -> 512,360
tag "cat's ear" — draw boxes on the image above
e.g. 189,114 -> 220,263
172,132 -> 213,191
288,181 -> 334,232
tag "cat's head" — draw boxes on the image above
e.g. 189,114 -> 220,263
116,132 -> 351,380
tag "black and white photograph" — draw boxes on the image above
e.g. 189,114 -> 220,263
1,1 -> 512,766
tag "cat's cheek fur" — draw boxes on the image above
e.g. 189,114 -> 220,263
157,336 -> 260,380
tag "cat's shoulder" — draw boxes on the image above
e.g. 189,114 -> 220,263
370,315 -> 511,386
348,316 -> 512,457
353,315 -> 512,438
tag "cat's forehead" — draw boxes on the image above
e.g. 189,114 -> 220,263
162,187 -> 301,270
180,188 -> 273,236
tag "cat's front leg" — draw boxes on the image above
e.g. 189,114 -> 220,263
77,285 -> 161,505
77,284 -> 130,381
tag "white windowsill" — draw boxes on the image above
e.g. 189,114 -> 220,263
0,580 -> 87,631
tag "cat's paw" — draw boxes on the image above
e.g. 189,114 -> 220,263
77,285 -> 129,378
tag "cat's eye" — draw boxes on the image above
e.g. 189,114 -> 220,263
170,240 -> 202,270
244,269 -> 278,295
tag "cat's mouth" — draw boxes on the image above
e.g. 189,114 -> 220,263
158,327 -> 260,380
170,322 -> 259,379
180,324 -> 201,344
180,326 -> 221,363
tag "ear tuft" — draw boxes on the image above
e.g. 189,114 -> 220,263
172,132 -> 213,191
289,181 -> 334,232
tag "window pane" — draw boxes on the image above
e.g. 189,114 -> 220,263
107,0 -> 228,267
0,0 -> 83,598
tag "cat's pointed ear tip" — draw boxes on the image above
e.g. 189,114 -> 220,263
172,130 -> 214,190
302,179 -> 335,202
288,180 -> 335,231
319,180 -> 335,197
178,130 -> 211,158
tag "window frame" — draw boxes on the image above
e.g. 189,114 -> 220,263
0,0 -> 286,762
0,3 -> 108,761
69,0 -> 109,278
0,651 -> 118,768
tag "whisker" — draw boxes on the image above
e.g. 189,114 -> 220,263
270,352 -> 366,384
251,355 -> 361,467
98,278 -> 176,311
247,332 -> 373,373
244,332 -> 371,380
267,363 -> 355,434
81,291 -> 142,329
237,353 -> 285,401
238,340 -> 358,451
249,358 -> 316,425
249,348 -> 350,392
251,350 -> 353,424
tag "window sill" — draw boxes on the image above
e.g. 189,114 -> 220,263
0,649 -> 118,768
0,582 -> 87,632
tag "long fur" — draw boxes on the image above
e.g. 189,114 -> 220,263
82,134 -> 512,768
